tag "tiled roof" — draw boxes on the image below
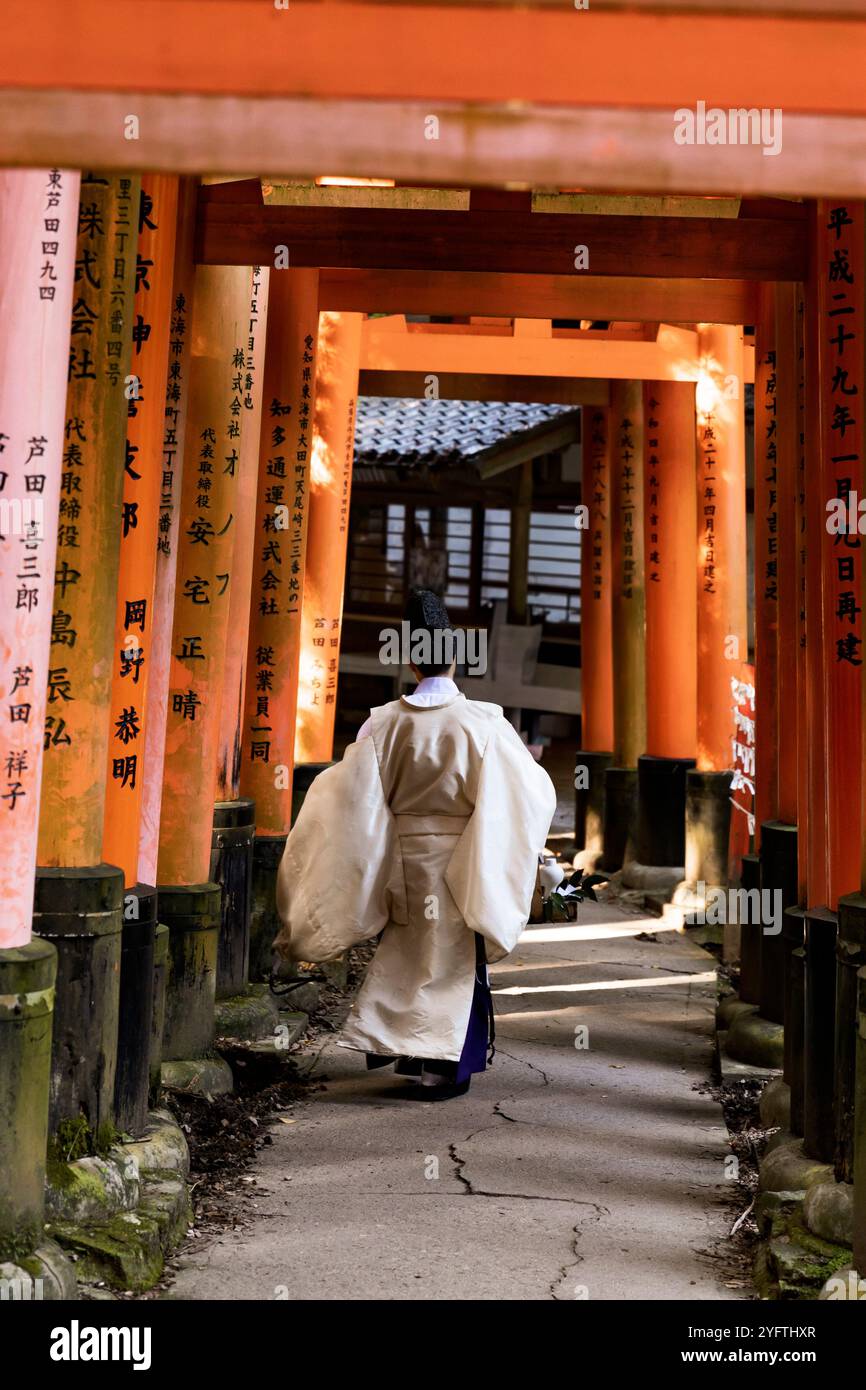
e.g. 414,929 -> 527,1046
353,396 -> 580,473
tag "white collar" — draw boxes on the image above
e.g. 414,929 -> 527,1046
401,675 -> 461,709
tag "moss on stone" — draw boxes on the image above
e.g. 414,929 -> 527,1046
46,1158 -> 113,1209
763,1212 -> 854,1300
0,1221 -> 39,1265
48,1212 -> 164,1293
48,1116 -> 122,1168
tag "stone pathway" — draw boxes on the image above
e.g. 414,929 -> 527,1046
169,900 -> 744,1301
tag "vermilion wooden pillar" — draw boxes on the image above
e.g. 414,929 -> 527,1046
803,253 -> 832,909
35,173 -> 139,1136
102,176 -> 178,889
754,285 -> 780,838
0,168 -> 80,1245
37,173 -> 139,868
775,283 -> 802,831
294,310 -> 362,765
635,381 -> 697,872
794,286 -> 810,908
138,177 -> 197,887
754,285 -> 801,1028
580,406 -> 613,752
814,201 -> 864,908
684,325 -> 748,896
97,177 -> 179,1132
157,264 -> 258,889
803,200 -> 865,1165
602,380 -> 645,871
215,265 -> 269,804
749,284 -> 803,1024
695,324 -> 748,774
0,170 -> 79,947
241,271 -> 320,981
156,265 -> 261,1058
643,382 -> 697,759
241,271 -> 320,831
575,405 -> 613,868
210,265 -> 269,997
609,380 -> 646,769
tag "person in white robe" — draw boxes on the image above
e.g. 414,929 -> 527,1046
275,589 -> 557,1099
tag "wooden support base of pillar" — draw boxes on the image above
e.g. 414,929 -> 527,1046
835,894 -> 866,1183
149,923 -> 169,1110
636,754 -> 695,868
600,767 -> 638,875
0,938 -> 57,1256
855,967 -> 866,1276
759,821 -> 798,1026
790,937 -> 807,1139
574,749 -> 612,869
114,885 -> 157,1140
803,906 -> 838,1165
210,799 -> 255,1000
739,852 -> 762,1004
249,835 -> 287,985
684,770 -> 732,891
157,883 -> 221,1061
33,865 -> 124,1138
782,905 -> 807,1138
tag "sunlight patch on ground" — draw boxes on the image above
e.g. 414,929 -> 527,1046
492,971 -> 716,997
518,920 -> 683,945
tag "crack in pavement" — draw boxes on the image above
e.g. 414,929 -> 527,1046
493,1044 -> 554,1087
448,1141 -> 473,1194
548,1203 -> 609,1301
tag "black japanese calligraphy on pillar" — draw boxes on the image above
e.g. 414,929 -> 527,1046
646,395 -> 661,586
823,203 -> 863,670
588,408 -> 608,603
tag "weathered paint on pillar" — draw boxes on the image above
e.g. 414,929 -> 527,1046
814,200 -> 864,907
157,267 -> 261,886
694,324 -> 748,774
240,270 -> 320,832
215,265 -> 269,802
754,285 -> 780,839
138,178 -> 197,887
295,311 -> 362,764
102,176 -> 178,887
580,406 -> 613,751
609,379 -> 646,768
774,281 -> 801,830
0,169 -> 79,947
643,381 -> 697,759
37,173 -> 139,868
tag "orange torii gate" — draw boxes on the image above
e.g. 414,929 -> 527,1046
1,78 -> 866,1289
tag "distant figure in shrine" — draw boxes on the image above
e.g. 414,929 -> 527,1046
408,519 -> 448,596
275,588 -> 555,1099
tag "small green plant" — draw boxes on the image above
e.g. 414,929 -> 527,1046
541,869 -> 608,922
48,1116 -> 121,1165
50,1116 -> 91,1164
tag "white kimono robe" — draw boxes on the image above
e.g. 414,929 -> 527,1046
275,690 -> 557,1061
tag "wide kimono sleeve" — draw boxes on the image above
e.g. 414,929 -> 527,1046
274,735 -> 398,963
445,716 -> 557,963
